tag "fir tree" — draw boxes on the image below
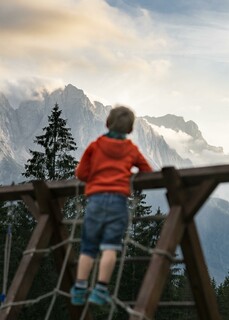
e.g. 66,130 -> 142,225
217,273 -> 229,319
23,103 -> 78,180
15,103 -> 79,319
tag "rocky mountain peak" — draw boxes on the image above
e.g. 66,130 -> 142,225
144,114 -> 203,139
143,113 -> 225,165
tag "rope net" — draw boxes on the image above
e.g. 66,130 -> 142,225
0,191 -> 196,320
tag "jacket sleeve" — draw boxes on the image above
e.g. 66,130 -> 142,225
75,143 -> 94,182
134,147 -> 153,172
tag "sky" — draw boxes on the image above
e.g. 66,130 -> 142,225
0,0 -> 229,153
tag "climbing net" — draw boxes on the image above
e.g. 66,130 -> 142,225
0,189 -> 184,320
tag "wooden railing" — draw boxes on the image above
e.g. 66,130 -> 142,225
1,164 -> 229,320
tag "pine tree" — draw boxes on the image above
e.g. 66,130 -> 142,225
217,273 -> 229,319
16,103 -> 79,319
23,103 -> 78,180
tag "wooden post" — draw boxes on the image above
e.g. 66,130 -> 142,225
129,205 -> 185,319
0,181 -> 93,320
32,181 -> 93,320
181,221 -> 221,320
130,167 -> 221,320
0,214 -> 53,320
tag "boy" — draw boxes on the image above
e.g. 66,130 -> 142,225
71,105 -> 153,306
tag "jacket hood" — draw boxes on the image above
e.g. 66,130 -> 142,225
97,136 -> 133,159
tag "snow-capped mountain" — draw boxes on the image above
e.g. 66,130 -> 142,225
0,83 -> 229,283
1,84 -> 228,184
0,84 -> 194,185
144,114 -> 229,167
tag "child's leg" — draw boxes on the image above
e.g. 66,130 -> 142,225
77,253 -> 94,280
98,249 -> 117,283
88,249 -> 117,305
71,254 -> 94,305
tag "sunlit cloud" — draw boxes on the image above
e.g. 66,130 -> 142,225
0,0 -> 167,58
1,78 -> 64,107
0,0 -> 172,97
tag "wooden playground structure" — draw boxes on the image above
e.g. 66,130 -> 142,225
1,164 -> 229,319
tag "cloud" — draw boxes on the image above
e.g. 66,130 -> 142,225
1,78 -> 64,107
0,0 -> 172,102
0,0 -> 170,55
146,122 -> 193,158
0,0 -> 143,56
146,120 -> 229,166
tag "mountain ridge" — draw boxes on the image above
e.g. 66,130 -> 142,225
145,114 -> 223,153
1,83 -> 229,183
0,84 -> 194,184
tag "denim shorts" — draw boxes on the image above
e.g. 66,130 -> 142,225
80,193 -> 129,258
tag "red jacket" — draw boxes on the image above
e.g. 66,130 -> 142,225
75,136 -> 153,196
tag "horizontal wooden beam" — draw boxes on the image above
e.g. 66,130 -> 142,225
0,164 -> 229,201
125,300 -> 195,308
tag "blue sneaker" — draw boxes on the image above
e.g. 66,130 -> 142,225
88,288 -> 111,306
70,286 -> 87,305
